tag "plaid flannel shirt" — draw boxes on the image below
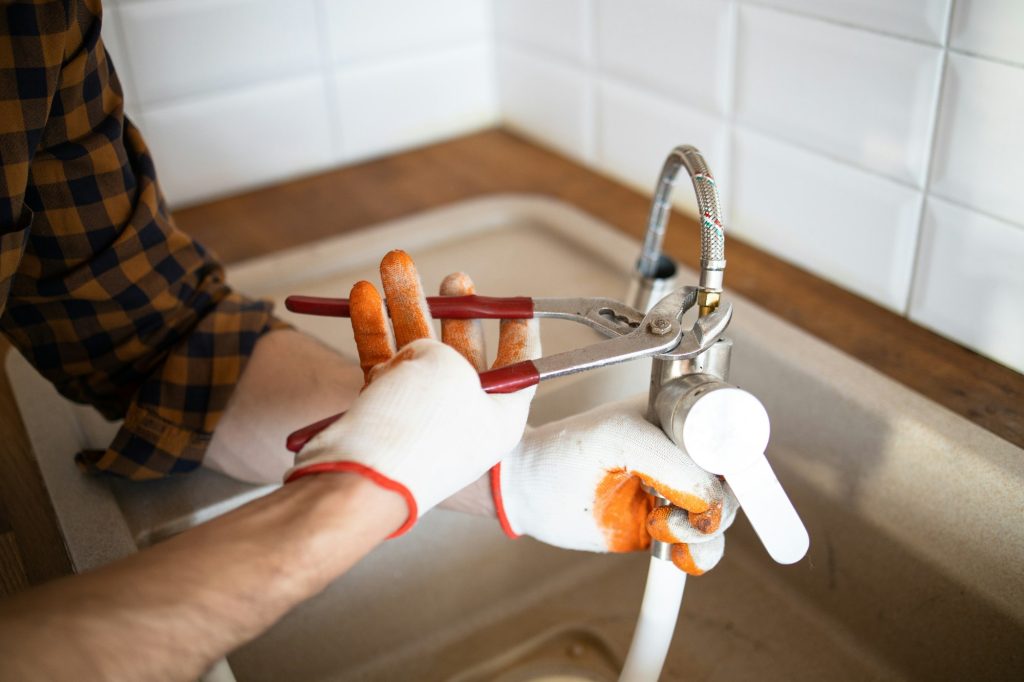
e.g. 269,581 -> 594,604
1,0 -> 284,479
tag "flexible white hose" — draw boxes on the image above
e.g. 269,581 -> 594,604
618,556 -> 687,682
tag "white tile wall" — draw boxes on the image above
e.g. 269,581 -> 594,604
324,0 -> 491,65
100,0 -> 1024,371
99,4 -> 144,123
118,0 -> 321,107
102,0 -> 498,207
143,77 -> 334,206
597,79 -> 728,216
494,0 -> 1024,372
334,45 -> 496,163
731,130 -> 921,310
949,0 -> 1024,66
594,0 -> 733,114
930,53 -> 1024,226
910,198 -> 1024,371
736,5 -> 942,185
497,47 -> 592,162
750,0 -> 951,43
493,0 -> 589,63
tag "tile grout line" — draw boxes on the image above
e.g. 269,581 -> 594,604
743,0 -> 1024,69
489,0 -> 505,130
104,5 -> 146,131
582,0 -> 598,164
739,0 -> 950,48
482,0 -> 501,130
925,193 -> 1024,232
721,0 -> 741,225
946,45 -> 1024,70
136,39 -> 490,115
499,35 -> 939,197
903,0 -> 958,317
491,4 -> 1024,273
312,0 -> 344,165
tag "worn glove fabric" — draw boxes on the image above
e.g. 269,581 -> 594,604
287,251 -> 539,536
493,395 -> 739,575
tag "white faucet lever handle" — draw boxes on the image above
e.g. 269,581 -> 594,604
678,386 -> 809,565
721,454 -> 809,564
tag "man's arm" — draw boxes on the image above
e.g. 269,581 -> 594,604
0,472 -> 406,682
203,327 -> 498,518
0,324 -> 488,682
203,329 -> 363,483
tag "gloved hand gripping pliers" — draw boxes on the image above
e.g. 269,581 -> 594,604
283,287 -> 731,451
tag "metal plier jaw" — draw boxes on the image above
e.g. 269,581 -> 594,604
282,287 -> 732,449
522,287 -> 732,385
283,287 -> 733,391
653,291 -> 733,361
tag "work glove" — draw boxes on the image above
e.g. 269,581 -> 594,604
492,396 -> 740,575
286,250 -> 540,536
428,269 -> 736,575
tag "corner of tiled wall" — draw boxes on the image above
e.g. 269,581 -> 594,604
493,0 -> 1024,374
99,0 -> 1023,373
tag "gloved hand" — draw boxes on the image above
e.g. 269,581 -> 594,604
286,250 -> 540,536
492,396 -> 740,575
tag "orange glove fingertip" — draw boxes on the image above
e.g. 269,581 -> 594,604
671,543 -> 705,576
350,280 -> 394,383
379,250 -> 433,346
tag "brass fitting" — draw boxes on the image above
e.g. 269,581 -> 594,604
697,289 -> 721,317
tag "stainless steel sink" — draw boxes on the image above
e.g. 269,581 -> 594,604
8,195 -> 1023,680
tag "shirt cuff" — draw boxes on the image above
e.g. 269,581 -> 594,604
76,292 -> 290,480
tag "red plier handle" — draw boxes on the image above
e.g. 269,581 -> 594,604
285,363 -> 539,453
286,294 -> 535,319
283,287 -> 706,454
284,294 -> 543,453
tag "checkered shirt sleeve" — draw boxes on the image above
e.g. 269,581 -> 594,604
1,0 -> 287,479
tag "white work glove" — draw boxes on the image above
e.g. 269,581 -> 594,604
287,251 -> 539,536
492,395 -> 739,575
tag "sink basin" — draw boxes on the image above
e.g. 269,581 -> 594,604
7,195 -> 1023,680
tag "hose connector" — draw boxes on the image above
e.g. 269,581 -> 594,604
629,145 -> 726,317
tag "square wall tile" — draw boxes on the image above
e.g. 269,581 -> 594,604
731,130 -> 921,311
751,0 -> 950,44
597,79 -> 728,216
143,77 -> 334,207
736,5 -> 942,186
910,198 -> 1024,372
950,0 -> 1024,66
324,0 -> 491,64
494,0 -> 589,63
595,0 -> 732,114
930,53 -> 1024,227
497,47 -> 591,162
120,0 -> 320,106
334,45 -> 498,163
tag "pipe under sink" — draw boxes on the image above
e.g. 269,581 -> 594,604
6,194 -> 1023,681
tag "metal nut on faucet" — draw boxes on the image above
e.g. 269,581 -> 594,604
649,318 -> 672,335
697,290 -> 721,317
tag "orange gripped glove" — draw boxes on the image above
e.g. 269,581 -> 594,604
286,251 -> 539,535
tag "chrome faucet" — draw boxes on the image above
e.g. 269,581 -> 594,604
626,145 -> 808,565
628,145 -> 726,318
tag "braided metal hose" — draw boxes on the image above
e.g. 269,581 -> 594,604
636,146 -> 726,301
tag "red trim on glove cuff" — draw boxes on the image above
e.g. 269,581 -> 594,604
285,462 -> 418,538
490,463 -> 520,539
